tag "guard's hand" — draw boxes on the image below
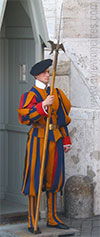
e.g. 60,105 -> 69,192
63,146 -> 71,153
43,95 -> 54,107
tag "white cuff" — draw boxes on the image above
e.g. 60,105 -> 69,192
63,144 -> 72,148
42,102 -> 48,115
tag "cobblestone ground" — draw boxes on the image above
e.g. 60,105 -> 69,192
60,214 -> 100,237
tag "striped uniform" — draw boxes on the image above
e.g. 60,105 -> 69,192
18,85 -> 71,227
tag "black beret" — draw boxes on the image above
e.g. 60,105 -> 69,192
30,59 -> 53,76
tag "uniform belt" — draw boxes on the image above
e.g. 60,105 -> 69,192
49,124 -> 59,130
32,123 -> 59,130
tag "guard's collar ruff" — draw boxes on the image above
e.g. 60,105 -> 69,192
35,80 -> 50,89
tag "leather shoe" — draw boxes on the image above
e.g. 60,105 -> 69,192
47,223 -> 69,229
28,227 -> 41,234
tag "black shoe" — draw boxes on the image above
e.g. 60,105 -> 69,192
28,227 -> 41,234
47,223 -> 69,229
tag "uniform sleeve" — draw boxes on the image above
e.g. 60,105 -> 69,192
60,126 -> 72,146
58,89 -> 71,115
57,89 -> 72,146
18,94 -> 48,125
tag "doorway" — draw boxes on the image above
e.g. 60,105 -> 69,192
0,0 -> 35,219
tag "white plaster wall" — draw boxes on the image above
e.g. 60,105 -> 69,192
42,0 -> 100,215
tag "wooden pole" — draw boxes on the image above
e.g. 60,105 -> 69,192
34,61 -> 58,234
34,4 -> 63,233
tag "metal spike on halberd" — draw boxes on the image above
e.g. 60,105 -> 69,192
48,40 -> 65,54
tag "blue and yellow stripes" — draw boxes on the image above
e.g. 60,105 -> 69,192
28,195 -> 36,228
22,137 -> 64,196
47,192 -> 64,226
18,86 -> 71,141
46,138 -> 65,193
19,86 -> 71,196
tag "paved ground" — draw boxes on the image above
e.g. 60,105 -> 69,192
61,214 -> 100,237
0,214 -> 100,237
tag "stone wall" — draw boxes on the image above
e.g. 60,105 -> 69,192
63,0 -> 100,38
42,0 -> 100,215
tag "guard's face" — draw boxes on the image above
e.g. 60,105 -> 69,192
35,68 -> 50,85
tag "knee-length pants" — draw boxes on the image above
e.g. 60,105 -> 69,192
21,134 -> 65,196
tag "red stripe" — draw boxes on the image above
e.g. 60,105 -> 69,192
19,94 -> 24,123
52,146 -> 58,185
19,95 -> 37,123
36,102 -> 48,117
19,93 -> 24,108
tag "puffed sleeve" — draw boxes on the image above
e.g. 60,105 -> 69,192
18,92 -> 48,125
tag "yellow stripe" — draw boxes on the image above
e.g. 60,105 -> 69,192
61,102 -> 71,124
31,196 -> 35,227
22,120 -> 30,125
34,86 -> 47,100
39,138 -> 44,165
17,108 -> 29,115
28,196 -> 31,227
52,116 -> 62,142
54,193 -> 63,224
47,193 -> 58,225
35,195 -> 37,211
38,128 -> 45,137
60,127 -> 66,137
49,193 -> 53,221
23,91 -> 35,108
52,114 -> 57,124
29,137 -> 37,196
58,89 -> 71,113
29,110 -> 39,119
53,129 -> 62,142
22,135 -> 31,193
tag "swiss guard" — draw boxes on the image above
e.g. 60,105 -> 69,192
18,59 -> 72,234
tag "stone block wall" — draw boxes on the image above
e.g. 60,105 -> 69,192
42,0 -> 100,215
63,0 -> 100,38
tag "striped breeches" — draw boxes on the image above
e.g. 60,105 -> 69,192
22,135 -> 65,196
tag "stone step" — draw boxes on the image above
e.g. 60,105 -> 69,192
0,222 -> 79,237
0,212 -> 28,225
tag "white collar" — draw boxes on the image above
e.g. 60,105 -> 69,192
35,79 -> 50,89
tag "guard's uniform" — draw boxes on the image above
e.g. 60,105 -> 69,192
18,59 -> 71,230
18,84 -> 71,227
